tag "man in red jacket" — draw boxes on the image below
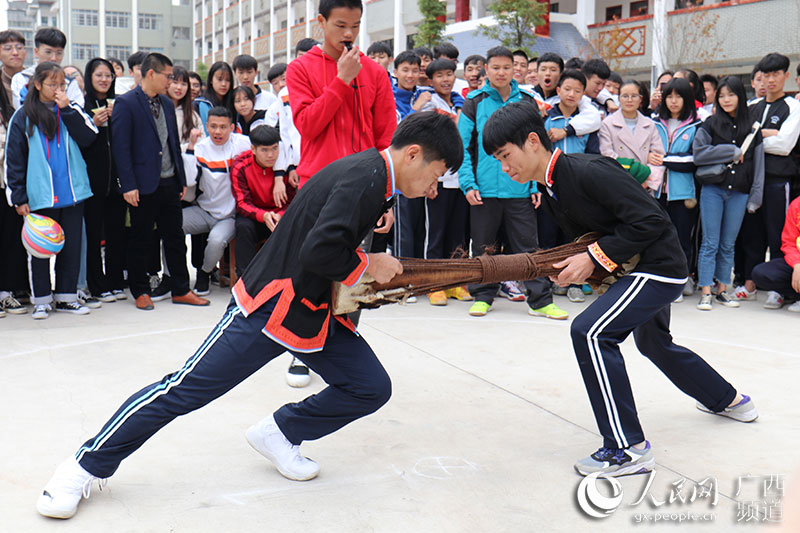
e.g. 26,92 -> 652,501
752,195 -> 800,312
230,125 -> 295,277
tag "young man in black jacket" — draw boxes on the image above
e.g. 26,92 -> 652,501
36,112 -> 462,520
482,102 -> 758,478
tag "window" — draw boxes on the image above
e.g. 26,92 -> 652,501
40,14 -> 48,24
106,45 -> 132,60
139,47 -> 164,53
51,17 -> 58,26
138,13 -> 163,30
73,9 -> 98,27
605,5 -> 622,21
106,11 -> 130,29
173,26 -> 191,39
550,2 -> 559,12
73,43 -> 99,61
630,0 -> 648,16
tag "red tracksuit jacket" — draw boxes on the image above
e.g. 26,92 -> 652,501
782,196 -> 800,268
230,152 -> 294,221
286,46 -> 397,188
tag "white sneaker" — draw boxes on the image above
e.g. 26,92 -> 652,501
37,457 -> 107,519
674,293 -> 684,303
696,294 -> 712,311
696,394 -> 758,423
245,415 -> 320,481
285,357 -> 311,388
97,292 -> 117,303
788,301 -> 800,313
112,289 -> 128,301
731,285 -> 757,301
763,291 -> 784,309
32,304 -> 52,320
406,296 -> 417,304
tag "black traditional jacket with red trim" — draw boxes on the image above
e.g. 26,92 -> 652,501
540,150 -> 688,281
232,148 -> 395,352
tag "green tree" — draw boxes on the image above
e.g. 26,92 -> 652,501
195,61 -> 209,82
476,0 -> 547,57
415,0 -> 449,49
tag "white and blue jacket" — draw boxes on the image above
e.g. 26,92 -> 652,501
654,117 -> 701,201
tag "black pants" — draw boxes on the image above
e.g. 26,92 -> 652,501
29,203 -> 85,305
234,215 -> 271,277
734,181 -> 789,283
393,195 -> 425,257
663,199 -> 698,277
85,191 -> 126,295
0,195 -> 28,293
424,185 -> 468,259
127,178 -> 190,298
752,258 -> 799,301
468,198 -> 552,309
570,275 -> 736,449
75,299 -> 392,478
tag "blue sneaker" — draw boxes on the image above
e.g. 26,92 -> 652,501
574,441 -> 654,477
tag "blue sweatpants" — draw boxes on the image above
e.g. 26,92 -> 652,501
75,299 -> 392,478
570,275 -> 737,449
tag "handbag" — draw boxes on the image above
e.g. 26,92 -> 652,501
695,122 -> 761,185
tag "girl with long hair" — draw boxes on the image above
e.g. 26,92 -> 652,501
232,85 -> 267,136
168,65 -> 204,147
4,62 -> 98,319
193,61 -> 234,133
692,76 -> 764,310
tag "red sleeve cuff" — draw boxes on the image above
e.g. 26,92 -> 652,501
588,242 -> 618,273
341,249 -> 369,287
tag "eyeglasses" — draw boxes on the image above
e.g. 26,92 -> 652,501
155,70 -> 175,81
43,82 -> 67,90
619,94 -> 642,100
1,44 -> 26,52
93,72 -> 114,80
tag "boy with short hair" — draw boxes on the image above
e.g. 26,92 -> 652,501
0,30 -> 26,96
36,112 -> 463,520
700,73 -> 718,114
534,52 -> 564,101
366,42 -> 393,71
433,42 -> 469,95
482,101 -> 758,478
581,58 -> 617,115
11,27 -> 83,109
127,51 -> 147,86
233,54 -> 277,110
392,51 -> 422,120
295,38 -> 318,57
546,70 -> 600,156
734,53 -> 800,307
183,107 -> 252,295
414,46 -> 433,87
462,54 -> 485,97
230,125 -> 294,276
512,49 -> 528,85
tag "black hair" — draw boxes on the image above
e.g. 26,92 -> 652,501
318,0 -> 362,18
796,64 -> 800,77
608,71 -> 623,85
108,57 -> 124,72
564,57 -> 584,70
83,58 -> 116,109
426,58 -> 456,79
232,54 -> 258,72
557,69 -> 586,89
621,79 -> 650,114
34,27 -> 66,49
394,51 -> 421,69
756,52 -> 790,74
189,71 -> 203,86
486,46 -> 513,63
295,38 -> 318,55
477,67 -> 486,78
267,62 -> 287,82
413,47 -> 433,60
208,105 -> 233,121
23,62 -> 64,139
708,76 -> 753,145
233,84 -> 256,104
482,101 -> 552,155
127,51 -> 147,70
657,78 -> 697,122
141,52 -> 172,77
391,111 -> 463,172
512,49 -> 528,62
170,65 -> 196,141
582,58 -> 611,80
205,61 -> 234,112
249,124 -> 281,147
433,43 -> 459,61
537,52 -> 564,72
367,42 -> 392,57
675,68 -> 705,104
750,65 -> 761,80
656,70 -> 674,85
700,73 -> 718,89
0,30 -> 25,45
464,54 -> 485,67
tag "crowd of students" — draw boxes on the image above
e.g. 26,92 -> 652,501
2,9 -> 800,340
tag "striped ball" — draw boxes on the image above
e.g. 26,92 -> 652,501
21,213 -> 65,258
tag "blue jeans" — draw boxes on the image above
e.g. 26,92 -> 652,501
697,185 -> 748,288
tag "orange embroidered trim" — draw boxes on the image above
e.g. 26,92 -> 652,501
588,242 -> 618,272
341,249 -> 369,287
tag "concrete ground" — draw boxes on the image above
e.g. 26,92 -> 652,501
1,284 -> 798,532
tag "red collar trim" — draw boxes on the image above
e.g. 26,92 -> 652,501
379,150 -> 395,200
545,148 -> 562,188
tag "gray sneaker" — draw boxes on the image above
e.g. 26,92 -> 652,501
567,286 -> 585,302
574,441 -> 655,477
696,394 -> 758,422
682,280 -> 695,296
697,294 -> 712,311
715,291 -> 740,308
552,284 -> 568,296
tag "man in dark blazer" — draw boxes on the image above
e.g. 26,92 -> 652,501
112,53 -> 209,310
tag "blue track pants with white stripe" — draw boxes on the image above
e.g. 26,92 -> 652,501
75,300 -> 392,478
570,275 -> 737,449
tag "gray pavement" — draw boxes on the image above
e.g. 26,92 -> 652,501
1,284 -> 798,532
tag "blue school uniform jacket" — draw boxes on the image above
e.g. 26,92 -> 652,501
544,106 -> 600,155
654,118 -> 700,201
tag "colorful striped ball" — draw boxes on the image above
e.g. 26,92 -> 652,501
21,213 -> 65,258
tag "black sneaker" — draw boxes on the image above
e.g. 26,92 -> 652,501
193,270 -> 211,296
54,301 -> 90,315
151,276 -> 172,302
285,357 -> 311,388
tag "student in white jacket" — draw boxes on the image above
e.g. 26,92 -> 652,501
182,107 -> 252,295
